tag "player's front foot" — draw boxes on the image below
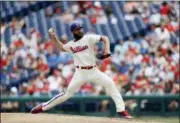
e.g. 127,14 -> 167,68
118,110 -> 132,119
30,103 -> 44,114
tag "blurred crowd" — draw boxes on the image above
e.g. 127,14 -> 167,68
44,1 -> 117,25
0,1 -> 179,100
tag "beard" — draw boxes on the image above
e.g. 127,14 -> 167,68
73,33 -> 84,41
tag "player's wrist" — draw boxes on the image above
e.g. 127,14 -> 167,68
104,51 -> 111,55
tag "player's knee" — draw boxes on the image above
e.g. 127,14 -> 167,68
105,82 -> 117,93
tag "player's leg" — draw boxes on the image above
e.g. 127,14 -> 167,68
42,78 -> 82,111
91,69 -> 132,118
91,69 -> 125,112
31,70 -> 85,113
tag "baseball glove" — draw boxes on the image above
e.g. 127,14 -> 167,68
96,53 -> 111,60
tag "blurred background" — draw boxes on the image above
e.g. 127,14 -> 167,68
0,1 -> 179,117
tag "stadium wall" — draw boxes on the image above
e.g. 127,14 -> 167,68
1,95 -> 179,117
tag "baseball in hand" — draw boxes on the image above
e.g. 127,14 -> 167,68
49,28 -> 54,33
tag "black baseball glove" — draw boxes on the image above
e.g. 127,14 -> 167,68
96,53 -> 111,60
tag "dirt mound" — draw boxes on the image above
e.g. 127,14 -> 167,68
1,113 -> 160,123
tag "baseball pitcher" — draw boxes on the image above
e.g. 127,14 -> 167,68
30,22 -> 132,119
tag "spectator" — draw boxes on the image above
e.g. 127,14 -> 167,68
123,37 -> 140,51
0,20 -> 7,35
61,9 -> 74,24
96,12 -> 108,24
104,5 -> 112,17
150,85 -> 164,95
47,69 -> 66,94
114,40 -> 127,56
26,28 -> 41,49
160,2 -> 171,16
45,6 -> 54,17
71,2 -> 80,15
77,1 -> 93,15
35,55 -> 49,74
138,2 -> 150,20
10,17 -> 26,32
154,24 -> 170,42
111,50 -> 124,65
149,9 -> 161,25
109,14 -> 118,24
124,2 -> 139,20
1,40 -> 8,55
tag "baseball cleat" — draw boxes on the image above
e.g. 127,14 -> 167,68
30,103 -> 44,114
118,110 -> 132,119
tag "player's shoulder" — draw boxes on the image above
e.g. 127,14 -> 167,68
85,32 -> 99,40
85,32 -> 97,37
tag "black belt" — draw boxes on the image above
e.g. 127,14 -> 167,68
76,65 -> 96,70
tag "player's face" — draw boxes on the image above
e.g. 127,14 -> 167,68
72,28 -> 84,40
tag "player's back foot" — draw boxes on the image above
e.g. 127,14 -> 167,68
118,110 -> 132,119
30,103 -> 44,114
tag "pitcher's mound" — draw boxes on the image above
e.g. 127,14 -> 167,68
1,113 -> 158,123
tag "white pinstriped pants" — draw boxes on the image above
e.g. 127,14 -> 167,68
42,68 -> 125,112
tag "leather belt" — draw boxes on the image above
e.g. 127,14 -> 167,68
76,65 -> 96,70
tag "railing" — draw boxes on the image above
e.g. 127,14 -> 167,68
1,95 -> 179,116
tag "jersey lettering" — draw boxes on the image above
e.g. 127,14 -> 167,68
70,45 -> 88,53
